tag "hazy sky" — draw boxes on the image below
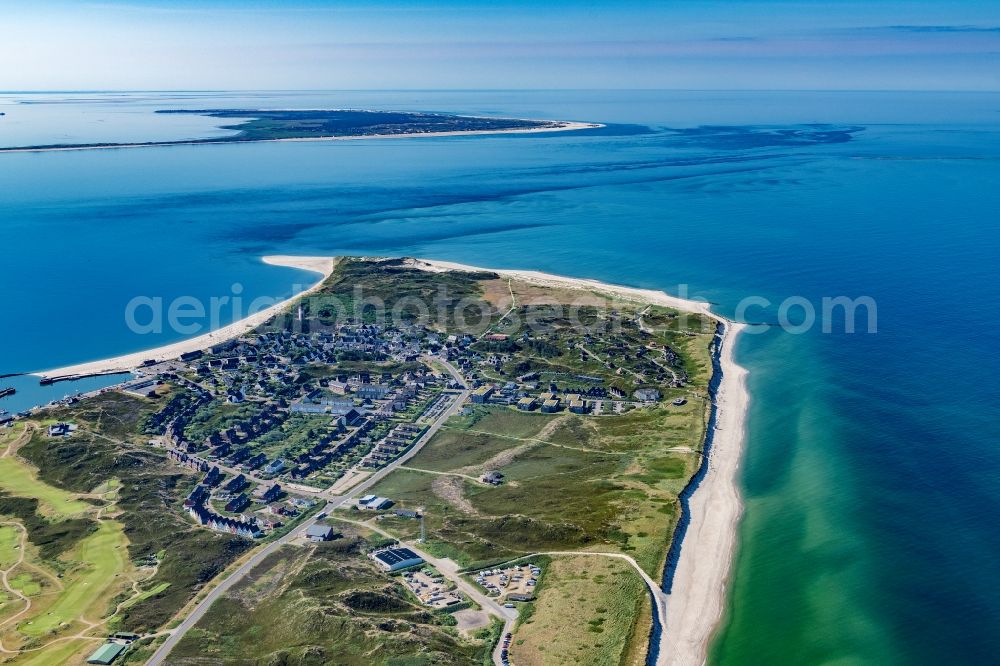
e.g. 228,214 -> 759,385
3,0 -> 999,90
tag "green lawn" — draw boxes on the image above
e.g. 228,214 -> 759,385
16,637 -> 97,666
0,443 -> 133,661
0,416 -> 217,661
18,519 -> 128,637
118,581 -> 171,612
9,571 -> 42,596
0,525 -> 21,568
0,456 -> 92,517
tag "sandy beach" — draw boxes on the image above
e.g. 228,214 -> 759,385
0,120 -> 602,154
34,256 -> 335,379
409,258 -> 717,317
660,321 -> 747,666
33,254 -> 747,666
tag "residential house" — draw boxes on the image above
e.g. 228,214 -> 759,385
225,493 -> 249,513
306,524 -> 334,542
471,385 -> 495,404
263,459 -> 285,475
516,397 -> 537,411
223,474 -> 248,494
540,398 -> 561,413
254,483 -> 282,503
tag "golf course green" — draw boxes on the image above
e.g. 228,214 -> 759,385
0,425 -> 133,663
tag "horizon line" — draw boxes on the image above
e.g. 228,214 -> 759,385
3,87 -> 1000,94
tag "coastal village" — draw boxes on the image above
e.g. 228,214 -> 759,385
21,291 -> 698,545
0,258 -> 724,666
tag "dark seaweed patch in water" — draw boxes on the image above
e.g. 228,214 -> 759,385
664,125 -> 863,149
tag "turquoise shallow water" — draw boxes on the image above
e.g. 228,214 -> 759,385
2,90 -> 999,663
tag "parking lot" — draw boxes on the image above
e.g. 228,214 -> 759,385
474,562 -> 541,599
401,568 -> 464,609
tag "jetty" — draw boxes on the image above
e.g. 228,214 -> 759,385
39,370 -> 128,386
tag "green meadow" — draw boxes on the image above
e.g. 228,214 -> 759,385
0,455 -> 92,517
0,525 -> 21,568
368,402 -> 705,575
510,555 -> 649,666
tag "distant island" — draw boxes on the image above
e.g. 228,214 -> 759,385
0,109 -> 601,152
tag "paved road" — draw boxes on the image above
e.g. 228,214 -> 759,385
493,619 -> 516,666
147,356 -> 470,665
145,498 -> 337,665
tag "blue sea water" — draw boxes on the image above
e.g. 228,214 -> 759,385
2,90 -> 999,663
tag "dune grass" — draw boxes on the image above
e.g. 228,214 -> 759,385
369,401 -> 704,574
510,555 -> 649,666
115,581 -> 171,616
170,536 -> 494,665
0,525 -> 21,568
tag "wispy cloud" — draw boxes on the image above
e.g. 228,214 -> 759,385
884,25 -> 1000,34
273,28 -> 1000,62
7,1 -> 1000,90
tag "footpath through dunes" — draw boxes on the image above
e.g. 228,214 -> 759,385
0,423 -> 134,664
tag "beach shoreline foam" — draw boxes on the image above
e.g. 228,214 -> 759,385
30,254 -> 747,666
